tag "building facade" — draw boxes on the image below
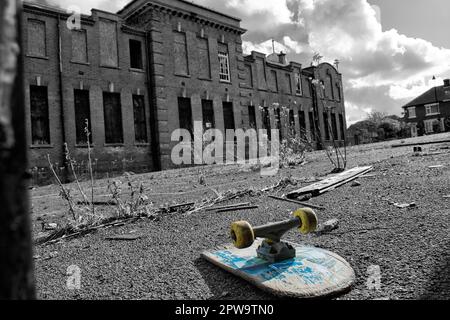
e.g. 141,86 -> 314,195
403,79 -> 450,137
23,0 -> 347,184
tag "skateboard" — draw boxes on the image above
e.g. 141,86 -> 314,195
201,208 -> 355,298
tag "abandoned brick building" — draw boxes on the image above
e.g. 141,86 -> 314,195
23,0 -> 347,183
403,79 -> 450,137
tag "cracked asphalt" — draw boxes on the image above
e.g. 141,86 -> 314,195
31,133 -> 450,300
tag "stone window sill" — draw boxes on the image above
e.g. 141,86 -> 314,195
129,68 -> 145,73
70,60 -> 90,66
174,73 -> 191,78
100,65 -> 121,70
104,143 -> 124,147
26,54 -> 49,60
75,144 -> 94,148
31,144 -> 53,149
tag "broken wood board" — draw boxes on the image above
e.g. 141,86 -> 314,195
286,166 -> 373,199
268,195 -> 325,210
216,206 -> 258,213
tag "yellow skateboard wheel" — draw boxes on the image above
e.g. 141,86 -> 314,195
293,208 -> 318,234
230,221 -> 255,249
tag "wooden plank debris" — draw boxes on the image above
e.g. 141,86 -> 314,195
206,202 -> 251,211
391,139 -> 450,148
268,195 -> 325,210
215,206 -> 258,213
286,166 -> 373,199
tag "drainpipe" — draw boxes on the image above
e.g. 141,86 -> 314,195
57,14 -> 69,181
145,31 -> 161,171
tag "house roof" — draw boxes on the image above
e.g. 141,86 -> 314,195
403,85 -> 450,108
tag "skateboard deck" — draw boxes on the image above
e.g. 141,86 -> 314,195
201,239 -> 355,298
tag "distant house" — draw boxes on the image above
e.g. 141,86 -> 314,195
402,79 -> 450,137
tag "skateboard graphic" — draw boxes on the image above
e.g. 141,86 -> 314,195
201,208 -> 355,298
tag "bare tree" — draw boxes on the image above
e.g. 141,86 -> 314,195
366,111 -> 388,126
0,0 -> 36,299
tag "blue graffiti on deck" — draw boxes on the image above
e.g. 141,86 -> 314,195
213,249 -> 332,285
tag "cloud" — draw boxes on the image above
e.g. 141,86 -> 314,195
197,0 -> 450,123
26,0 -> 450,124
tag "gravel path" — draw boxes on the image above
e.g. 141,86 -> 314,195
32,134 -> 450,300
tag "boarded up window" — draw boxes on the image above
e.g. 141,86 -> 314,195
30,86 -> 50,145
248,105 -> 256,129
132,95 -> 148,143
28,19 -> 46,57
245,64 -> 253,87
309,111 -> 316,140
178,97 -> 193,138
261,106 -> 271,140
255,58 -> 267,90
289,109 -> 295,135
129,39 -> 143,69
103,92 -> 123,144
298,109 -> 306,133
198,38 -> 210,78
202,99 -> 215,131
331,113 -> 338,139
295,70 -> 302,94
327,74 -> 334,99
339,114 -> 345,140
275,108 -> 282,141
99,19 -> 118,67
174,32 -> 189,75
323,112 -> 330,140
285,73 -> 292,94
270,70 -> 278,92
223,102 -> 235,131
74,89 -> 91,144
72,30 -> 88,63
336,84 -> 341,101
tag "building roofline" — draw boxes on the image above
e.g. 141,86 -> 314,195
304,62 -> 341,75
23,1 -> 94,21
117,0 -> 241,22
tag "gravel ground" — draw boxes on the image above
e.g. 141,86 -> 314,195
32,133 -> 450,300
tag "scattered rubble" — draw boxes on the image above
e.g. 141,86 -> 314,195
315,218 -> 339,235
351,181 -> 361,187
42,222 -> 58,231
393,202 -> 417,209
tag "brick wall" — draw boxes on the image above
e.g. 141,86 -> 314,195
23,0 -> 349,184
23,5 -> 153,185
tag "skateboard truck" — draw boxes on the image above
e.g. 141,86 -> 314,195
230,208 -> 318,263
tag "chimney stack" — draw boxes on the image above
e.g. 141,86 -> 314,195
444,79 -> 450,87
278,51 -> 287,65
